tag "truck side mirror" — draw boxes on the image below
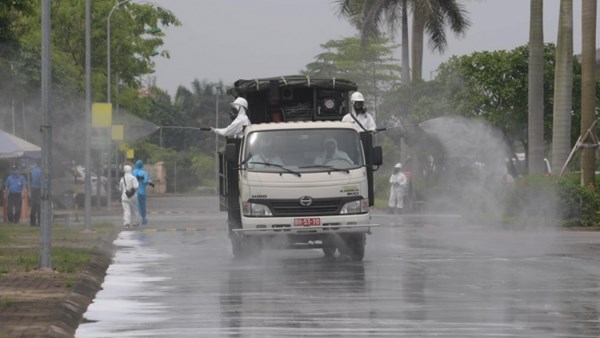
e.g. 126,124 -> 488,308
225,143 -> 238,164
372,146 -> 383,166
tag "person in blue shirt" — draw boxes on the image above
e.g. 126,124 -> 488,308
132,160 -> 154,225
3,165 -> 28,223
29,160 -> 42,226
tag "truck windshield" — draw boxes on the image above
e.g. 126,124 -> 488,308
243,129 -> 364,173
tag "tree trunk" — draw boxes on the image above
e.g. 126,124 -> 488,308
411,11 -> 424,82
401,0 -> 410,85
528,0 -> 545,174
551,0 -> 573,174
580,0 -> 597,187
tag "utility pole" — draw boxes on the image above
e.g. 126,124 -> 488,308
215,92 -> 219,192
84,0 -> 92,231
39,0 -> 52,269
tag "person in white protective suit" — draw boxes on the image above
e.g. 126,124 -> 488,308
210,97 -> 251,138
341,91 -> 376,132
247,136 -> 284,169
313,137 -> 353,165
119,164 -> 140,228
388,163 -> 408,214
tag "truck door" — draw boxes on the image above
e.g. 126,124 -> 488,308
360,132 -> 382,206
219,138 -> 242,230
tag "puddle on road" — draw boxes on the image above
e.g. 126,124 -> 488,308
76,231 -> 171,337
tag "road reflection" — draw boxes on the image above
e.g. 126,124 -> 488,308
220,255 -> 366,337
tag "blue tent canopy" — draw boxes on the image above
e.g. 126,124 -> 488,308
0,129 -> 41,159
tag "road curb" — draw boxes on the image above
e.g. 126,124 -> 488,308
46,242 -> 115,337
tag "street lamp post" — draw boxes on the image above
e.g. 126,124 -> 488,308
107,0 -> 131,104
106,0 -> 131,211
215,92 -> 219,193
106,0 -> 162,209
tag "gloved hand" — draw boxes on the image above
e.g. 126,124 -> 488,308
148,182 -> 155,188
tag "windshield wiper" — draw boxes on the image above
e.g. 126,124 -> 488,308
299,164 -> 350,173
247,162 -> 301,177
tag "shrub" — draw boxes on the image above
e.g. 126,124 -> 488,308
504,173 -> 600,227
555,173 -> 600,227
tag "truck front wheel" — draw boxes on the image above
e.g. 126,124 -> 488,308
349,234 -> 365,261
230,233 -> 244,258
322,235 -> 337,258
230,233 -> 262,259
339,234 -> 365,261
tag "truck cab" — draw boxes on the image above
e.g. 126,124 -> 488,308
219,76 -> 382,261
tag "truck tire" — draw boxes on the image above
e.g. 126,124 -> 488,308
339,234 -> 365,261
350,234 -> 366,261
230,233 -> 244,259
322,235 -> 337,258
230,232 -> 261,259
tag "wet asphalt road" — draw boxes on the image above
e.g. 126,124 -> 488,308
77,195 -> 600,337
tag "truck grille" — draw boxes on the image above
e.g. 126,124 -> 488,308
263,197 -> 363,217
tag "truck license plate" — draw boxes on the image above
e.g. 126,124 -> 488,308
294,218 -> 321,226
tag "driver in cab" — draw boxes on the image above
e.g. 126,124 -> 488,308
313,137 -> 352,165
247,136 -> 284,169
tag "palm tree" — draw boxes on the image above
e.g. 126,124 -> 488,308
551,0 -> 573,175
336,0 -> 470,83
528,0 -> 545,175
580,0 -> 597,186
410,0 -> 470,81
338,0 -> 411,85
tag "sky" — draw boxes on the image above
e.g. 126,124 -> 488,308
150,0 -> 600,96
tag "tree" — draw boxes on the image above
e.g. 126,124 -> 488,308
15,0 -> 179,101
411,0 -> 470,82
432,44 -> 585,159
0,0 -> 180,168
580,0 -> 597,187
338,0 -> 411,85
551,0 -> 573,174
0,0 -> 36,130
528,0 -> 545,175
0,0 -> 34,47
303,35 -> 401,116
154,80 -> 227,154
336,0 -> 470,83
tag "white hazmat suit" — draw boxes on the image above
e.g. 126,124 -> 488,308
120,164 -> 140,227
212,97 -> 251,138
388,163 -> 408,212
341,91 -> 376,132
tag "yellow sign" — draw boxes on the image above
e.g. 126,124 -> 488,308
112,125 -> 124,141
126,149 -> 134,159
92,103 -> 112,127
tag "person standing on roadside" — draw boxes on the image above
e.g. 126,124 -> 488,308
29,160 -> 42,226
3,165 -> 28,223
388,163 -> 408,214
133,160 -> 154,225
119,164 -> 140,228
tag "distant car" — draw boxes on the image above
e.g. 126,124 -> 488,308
52,165 -> 107,209
513,153 -> 552,176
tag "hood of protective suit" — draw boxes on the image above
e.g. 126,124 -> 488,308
350,91 -> 364,104
135,160 -> 144,169
124,165 -> 132,174
323,137 -> 337,147
350,92 -> 366,115
232,97 -> 248,115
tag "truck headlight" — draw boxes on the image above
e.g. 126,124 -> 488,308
242,202 -> 273,216
340,199 -> 369,214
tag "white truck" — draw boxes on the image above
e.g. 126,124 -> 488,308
219,76 -> 382,261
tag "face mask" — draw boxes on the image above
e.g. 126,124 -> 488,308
229,106 -> 239,120
353,101 -> 365,114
